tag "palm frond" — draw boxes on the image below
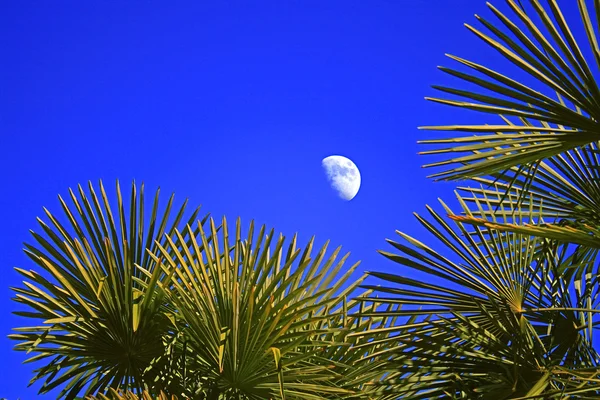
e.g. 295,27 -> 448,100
10,180 -> 207,399
87,389 -> 177,400
420,0 -> 600,180
357,198 -> 600,398
140,216 -> 377,399
450,214 -> 600,248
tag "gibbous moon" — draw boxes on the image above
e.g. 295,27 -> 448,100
322,155 -> 361,201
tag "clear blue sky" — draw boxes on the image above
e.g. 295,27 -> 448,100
0,1 -> 572,397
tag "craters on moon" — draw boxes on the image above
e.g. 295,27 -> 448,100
322,155 -> 361,201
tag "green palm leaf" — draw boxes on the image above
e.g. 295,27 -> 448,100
10,180 -> 207,399
87,389 -> 177,400
357,199 -> 600,398
450,141 -> 600,268
460,143 -> 600,221
450,214 -> 600,248
139,216 -> 389,399
420,0 -> 600,181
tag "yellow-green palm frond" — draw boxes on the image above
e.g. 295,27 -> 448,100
10,180 -> 208,399
421,0 -> 600,181
356,197 -> 600,398
87,389 -> 176,400
140,216 -> 373,399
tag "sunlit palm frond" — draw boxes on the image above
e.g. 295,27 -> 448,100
450,169 -> 600,290
449,141 -> 600,265
357,198 -> 600,398
450,214 -> 600,248
10,180 -> 207,399
420,0 -> 600,181
87,389 -> 177,400
140,216 -> 372,399
460,142 -> 600,222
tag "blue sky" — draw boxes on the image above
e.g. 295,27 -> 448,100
0,0 -> 573,397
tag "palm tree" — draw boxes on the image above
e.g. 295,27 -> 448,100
10,180 -> 393,399
356,0 -> 600,398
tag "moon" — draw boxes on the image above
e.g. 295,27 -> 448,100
322,155 -> 361,201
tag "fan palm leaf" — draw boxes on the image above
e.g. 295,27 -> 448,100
460,142 -> 600,221
356,198 -> 600,398
420,0 -> 600,181
139,216 -> 384,399
10,180 -> 208,399
448,141 -> 600,274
